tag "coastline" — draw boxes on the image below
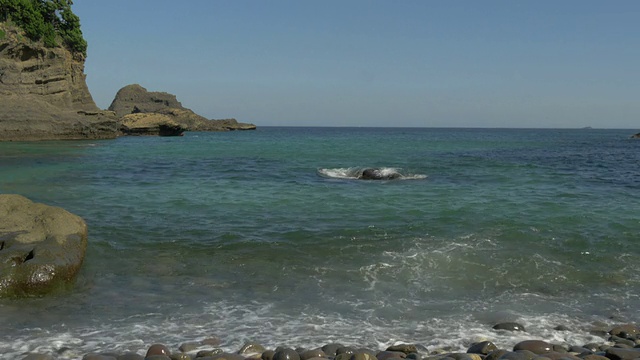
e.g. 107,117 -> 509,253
15,322 -> 639,359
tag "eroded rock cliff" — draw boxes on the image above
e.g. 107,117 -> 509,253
109,84 -> 256,133
0,24 -> 118,141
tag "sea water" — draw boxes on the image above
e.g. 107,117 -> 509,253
0,127 -> 639,358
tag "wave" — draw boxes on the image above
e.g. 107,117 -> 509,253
317,167 -> 427,180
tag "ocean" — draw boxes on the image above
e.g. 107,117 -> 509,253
0,127 -> 638,358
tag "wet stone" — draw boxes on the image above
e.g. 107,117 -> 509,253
499,350 -> 537,360
274,348 -> 301,360
486,349 -> 509,360
147,344 -> 172,357
337,347 -> 358,355
262,350 -> 276,360
210,353 -> 246,360
118,352 -> 145,360
580,355 -> 609,360
239,343 -> 267,355
322,344 -> 344,357
22,354 -> 56,360
513,341 -> 553,355
604,347 -> 640,360
351,353 -> 378,360
377,351 -> 406,360
300,349 -> 327,360
199,349 -> 225,358
83,354 -> 117,360
609,325 -> 640,338
387,345 -> 418,355
170,354 -> 192,360
179,342 -> 200,353
467,341 -> 499,355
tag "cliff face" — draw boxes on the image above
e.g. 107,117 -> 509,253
109,84 -> 256,133
0,25 -> 118,141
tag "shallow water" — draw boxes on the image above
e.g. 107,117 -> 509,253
0,127 -> 639,358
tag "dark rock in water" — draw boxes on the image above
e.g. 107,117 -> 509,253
513,341 -> 552,355
630,133 -> 640,139
604,347 -> 640,360
554,325 -> 571,331
0,194 -> 88,297
467,341 -> 498,355
359,168 -> 401,180
493,322 -> 526,332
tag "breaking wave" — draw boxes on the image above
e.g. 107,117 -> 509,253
317,167 -> 427,180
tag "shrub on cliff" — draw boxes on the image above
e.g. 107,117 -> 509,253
0,0 -> 87,56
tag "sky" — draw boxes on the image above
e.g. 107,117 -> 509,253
73,1 -> 640,128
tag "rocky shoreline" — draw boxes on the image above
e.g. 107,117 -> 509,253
0,24 -> 255,141
14,323 -> 640,360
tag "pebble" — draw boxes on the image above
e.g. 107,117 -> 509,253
18,323 -> 640,360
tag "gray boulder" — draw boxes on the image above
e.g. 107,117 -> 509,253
0,194 -> 88,297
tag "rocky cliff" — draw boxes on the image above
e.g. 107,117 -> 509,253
0,24 -> 118,141
109,84 -> 256,134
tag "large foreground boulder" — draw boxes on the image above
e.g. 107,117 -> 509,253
109,84 -> 256,132
0,24 -> 118,141
0,194 -> 88,297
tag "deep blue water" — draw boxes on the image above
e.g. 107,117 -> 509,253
0,127 -> 639,358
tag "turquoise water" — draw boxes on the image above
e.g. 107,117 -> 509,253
0,127 -> 639,358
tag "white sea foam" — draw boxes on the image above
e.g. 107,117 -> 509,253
317,167 -> 427,180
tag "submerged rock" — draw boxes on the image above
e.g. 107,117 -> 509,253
0,194 -> 88,297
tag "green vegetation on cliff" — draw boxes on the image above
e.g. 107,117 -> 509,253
0,0 -> 86,56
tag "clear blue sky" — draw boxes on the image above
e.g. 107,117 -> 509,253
74,1 -> 639,128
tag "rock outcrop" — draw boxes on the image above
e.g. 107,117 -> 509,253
0,24 -> 118,141
120,112 -> 186,136
109,84 -> 256,133
0,194 -> 88,297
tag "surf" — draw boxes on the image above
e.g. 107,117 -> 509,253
317,167 -> 427,180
